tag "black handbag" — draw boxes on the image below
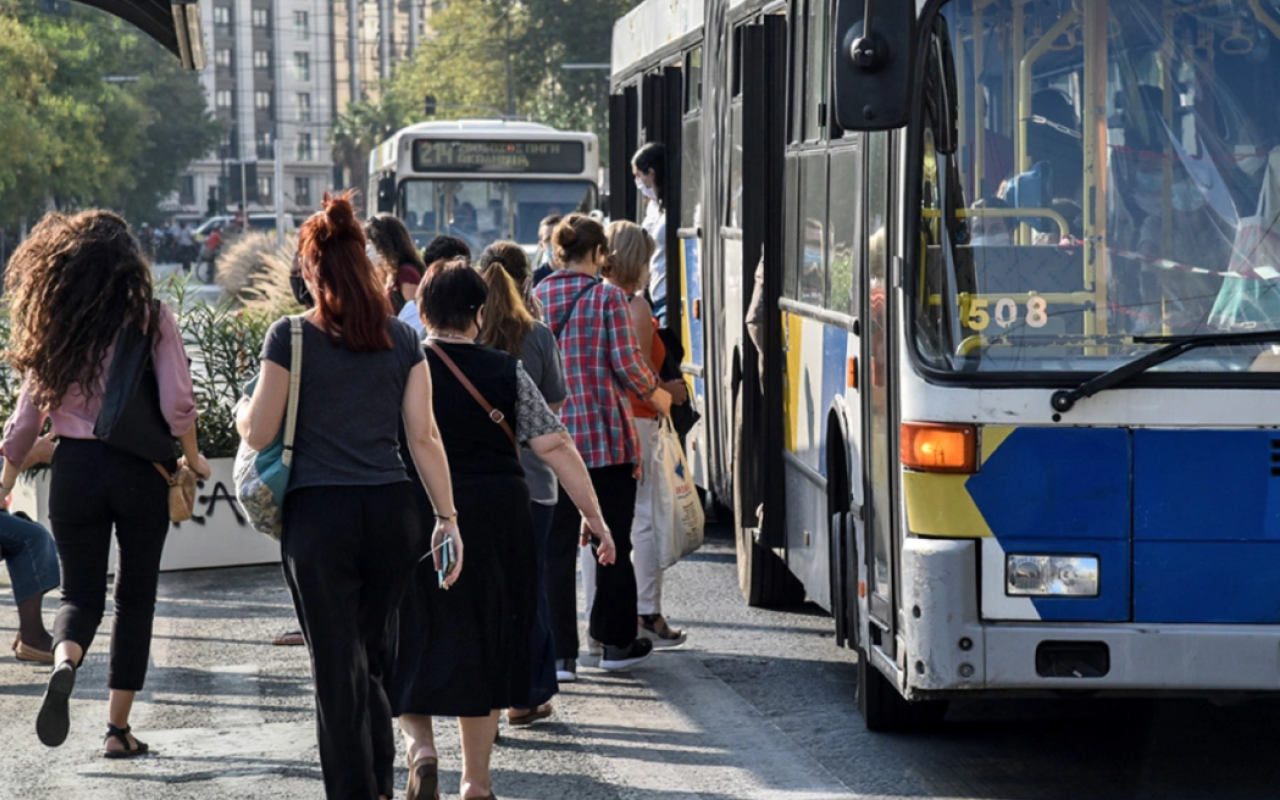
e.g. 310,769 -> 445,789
93,304 -> 178,464
656,327 -> 701,437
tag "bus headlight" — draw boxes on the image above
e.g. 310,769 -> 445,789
1006,555 -> 1099,597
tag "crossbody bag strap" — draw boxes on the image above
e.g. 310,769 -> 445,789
425,341 -> 519,456
552,282 -> 597,341
282,316 -> 304,467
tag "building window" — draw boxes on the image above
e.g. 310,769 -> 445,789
296,133 -> 313,162
252,7 -> 269,27
255,90 -> 272,110
294,176 -> 312,207
257,131 -> 274,159
294,10 -> 309,39
213,5 -> 231,34
179,175 -> 196,206
215,48 -> 232,67
296,92 -> 311,122
254,50 -> 270,69
293,52 -> 310,82
216,89 -> 233,108
258,175 -> 273,200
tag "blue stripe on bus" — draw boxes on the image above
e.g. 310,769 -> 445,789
682,238 -> 705,401
818,325 -> 848,477
1132,430 -> 1280,623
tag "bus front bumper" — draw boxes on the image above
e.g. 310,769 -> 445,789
901,538 -> 1280,696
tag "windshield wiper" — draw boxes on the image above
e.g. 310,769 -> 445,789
1050,329 -> 1280,413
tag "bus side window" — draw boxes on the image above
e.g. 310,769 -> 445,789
827,143 -> 862,317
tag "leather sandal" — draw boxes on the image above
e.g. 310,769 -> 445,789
14,639 -> 54,664
103,723 -> 150,759
406,754 -> 440,800
507,704 -> 553,727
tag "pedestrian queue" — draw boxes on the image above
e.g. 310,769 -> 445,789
535,214 -> 672,682
390,259 -> 613,800
236,191 -> 460,800
581,221 -> 690,648
0,210 -> 213,757
476,242 -> 566,724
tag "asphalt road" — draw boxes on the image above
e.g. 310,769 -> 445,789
3,526 -> 1280,799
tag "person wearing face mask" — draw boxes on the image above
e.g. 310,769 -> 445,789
532,214 -> 563,287
632,143 -> 669,325
365,214 -> 427,315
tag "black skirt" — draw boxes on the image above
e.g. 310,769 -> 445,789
388,472 -> 536,717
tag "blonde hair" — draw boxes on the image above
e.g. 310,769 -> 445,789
602,221 -> 655,293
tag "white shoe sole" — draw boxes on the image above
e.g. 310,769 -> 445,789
600,649 -> 653,671
556,671 -> 577,683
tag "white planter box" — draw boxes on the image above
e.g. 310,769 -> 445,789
10,457 -> 281,572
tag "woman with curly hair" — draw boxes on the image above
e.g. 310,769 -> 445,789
0,210 -> 212,756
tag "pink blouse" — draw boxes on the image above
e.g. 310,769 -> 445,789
1,302 -> 198,468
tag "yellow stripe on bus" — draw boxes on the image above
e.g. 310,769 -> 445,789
901,426 -> 1016,539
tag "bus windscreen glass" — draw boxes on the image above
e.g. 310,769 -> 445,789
412,140 -> 586,174
913,0 -> 1280,376
399,178 -> 596,251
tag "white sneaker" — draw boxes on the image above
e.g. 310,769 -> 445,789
555,659 -> 577,683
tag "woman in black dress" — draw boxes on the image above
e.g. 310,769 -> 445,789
391,259 -> 613,800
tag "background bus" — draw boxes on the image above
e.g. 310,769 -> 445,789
368,120 -> 599,253
614,0 -> 1280,731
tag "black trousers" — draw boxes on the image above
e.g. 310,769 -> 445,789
546,464 -> 639,655
282,483 -> 421,800
47,439 -> 170,692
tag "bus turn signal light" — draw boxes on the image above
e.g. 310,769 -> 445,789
900,422 -> 977,474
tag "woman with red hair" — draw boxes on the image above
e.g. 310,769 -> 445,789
237,192 -> 459,800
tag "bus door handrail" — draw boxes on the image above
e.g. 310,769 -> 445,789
778,297 -> 860,334
922,207 -> 1070,241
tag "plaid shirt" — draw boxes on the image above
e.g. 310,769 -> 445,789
536,270 -> 658,470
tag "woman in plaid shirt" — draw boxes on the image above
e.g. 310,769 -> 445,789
536,214 -> 673,675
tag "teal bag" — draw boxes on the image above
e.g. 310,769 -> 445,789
233,316 -> 303,540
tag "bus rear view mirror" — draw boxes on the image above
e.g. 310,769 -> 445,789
376,175 -> 396,214
833,0 -> 916,131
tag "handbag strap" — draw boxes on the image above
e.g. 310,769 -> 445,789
153,462 -> 176,485
552,281 -> 597,340
425,341 -> 519,456
282,316 -> 304,467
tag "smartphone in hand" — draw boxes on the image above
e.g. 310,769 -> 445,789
437,538 -> 455,589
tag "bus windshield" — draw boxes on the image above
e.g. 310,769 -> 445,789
400,178 -> 596,252
916,0 -> 1280,376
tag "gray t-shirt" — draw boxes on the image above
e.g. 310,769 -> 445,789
262,316 -> 424,492
518,322 -> 567,504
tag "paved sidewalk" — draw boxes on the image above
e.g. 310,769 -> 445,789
0,532 -> 856,799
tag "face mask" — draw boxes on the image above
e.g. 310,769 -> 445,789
803,246 -> 822,265
636,177 -> 657,202
290,275 -> 314,308
366,243 -> 379,263
1171,180 -> 1205,213
970,233 -> 1011,247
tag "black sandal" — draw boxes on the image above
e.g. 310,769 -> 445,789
36,659 -> 76,747
103,723 -> 150,759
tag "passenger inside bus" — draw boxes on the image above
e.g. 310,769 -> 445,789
967,197 -> 1010,247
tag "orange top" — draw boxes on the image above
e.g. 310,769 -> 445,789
628,319 -> 665,419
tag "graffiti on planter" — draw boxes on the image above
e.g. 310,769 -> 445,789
175,480 -> 246,527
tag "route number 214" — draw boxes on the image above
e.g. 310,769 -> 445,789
965,296 -> 1049,331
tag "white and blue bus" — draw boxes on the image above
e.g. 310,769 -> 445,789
614,0 -> 1280,729
368,120 -> 599,252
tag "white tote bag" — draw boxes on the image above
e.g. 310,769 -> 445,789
650,418 -> 705,570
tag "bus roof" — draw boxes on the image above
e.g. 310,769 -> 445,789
371,120 -> 598,176
611,0 -> 704,77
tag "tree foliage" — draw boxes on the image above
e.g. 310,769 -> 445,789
0,2 -> 221,227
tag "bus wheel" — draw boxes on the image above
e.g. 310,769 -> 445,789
733,392 -> 803,607
857,649 -> 949,732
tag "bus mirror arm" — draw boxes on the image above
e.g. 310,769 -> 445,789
832,0 -> 914,131
850,0 -> 883,71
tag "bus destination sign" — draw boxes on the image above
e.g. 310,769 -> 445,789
412,139 -> 585,174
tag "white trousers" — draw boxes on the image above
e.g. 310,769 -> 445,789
582,417 -> 663,624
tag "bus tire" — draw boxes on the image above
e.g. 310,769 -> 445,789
857,649 -> 949,732
733,392 -> 802,608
